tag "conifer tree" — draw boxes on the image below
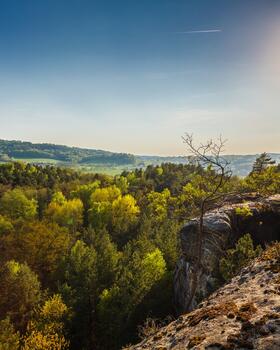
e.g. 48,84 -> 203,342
250,152 -> 275,175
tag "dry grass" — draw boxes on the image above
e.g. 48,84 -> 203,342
261,242 -> 280,261
236,303 -> 257,322
186,300 -> 258,328
187,335 -> 206,348
187,301 -> 238,327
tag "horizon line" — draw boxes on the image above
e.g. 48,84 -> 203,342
0,138 -> 279,158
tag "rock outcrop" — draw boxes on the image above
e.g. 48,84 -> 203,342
126,244 -> 280,349
174,195 -> 280,314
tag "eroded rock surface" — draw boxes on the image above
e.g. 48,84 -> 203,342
126,247 -> 280,349
175,195 -> 280,313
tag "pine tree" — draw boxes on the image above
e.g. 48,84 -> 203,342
250,152 -> 275,175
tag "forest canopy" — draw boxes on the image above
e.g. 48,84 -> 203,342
0,159 -> 279,349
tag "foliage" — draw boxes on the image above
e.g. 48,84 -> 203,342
88,186 -> 121,229
0,261 -> 42,331
242,166 -> 280,195
0,317 -> 20,350
235,205 -> 253,217
137,218 -> 180,269
70,181 -> 100,225
220,234 -> 262,281
115,176 -> 129,193
137,316 -> 173,341
0,221 -> 70,287
38,294 -> 69,329
22,331 -> 69,350
45,192 -> 83,231
250,152 -> 275,175
86,228 -> 120,293
22,295 -> 69,350
0,215 -> 14,235
0,162 -> 81,187
145,189 -> 171,223
0,189 -> 37,220
59,240 -> 97,348
111,194 -> 139,235
261,242 -> 280,262
0,159 -> 278,350
88,186 -> 139,242
97,246 -> 166,348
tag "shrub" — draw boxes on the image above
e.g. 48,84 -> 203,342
235,205 -> 253,217
0,317 -> 20,350
220,234 -> 262,281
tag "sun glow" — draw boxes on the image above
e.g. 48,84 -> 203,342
259,20 -> 280,87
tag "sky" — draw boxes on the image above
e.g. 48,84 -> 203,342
0,0 -> 279,155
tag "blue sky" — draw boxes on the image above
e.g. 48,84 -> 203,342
0,0 -> 279,155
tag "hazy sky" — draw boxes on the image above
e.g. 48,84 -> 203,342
0,0 -> 279,155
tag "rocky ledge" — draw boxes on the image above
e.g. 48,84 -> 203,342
126,244 -> 280,350
174,194 -> 280,314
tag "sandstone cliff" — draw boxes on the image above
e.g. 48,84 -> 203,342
126,243 -> 280,349
175,195 -> 280,314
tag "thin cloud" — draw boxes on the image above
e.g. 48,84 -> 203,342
176,29 -> 222,34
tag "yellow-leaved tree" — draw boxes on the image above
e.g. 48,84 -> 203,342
45,192 -> 83,232
0,189 -> 37,220
88,186 -> 139,242
22,294 -> 70,350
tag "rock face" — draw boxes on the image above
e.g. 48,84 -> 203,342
126,244 -> 280,349
174,195 -> 280,314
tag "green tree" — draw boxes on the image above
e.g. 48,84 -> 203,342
0,317 -> 20,350
22,330 -> 68,350
115,176 -> 129,194
22,295 -> 69,350
0,215 -> 14,235
250,152 -> 275,175
88,186 -> 139,241
97,246 -> 166,349
45,192 -> 83,232
85,228 -> 120,293
0,261 -> 42,331
88,186 -> 121,229
59,240 -> 97,349
90,186 -> 121,203
0,221 -> 70,287
111,194 -> 139,236
144,189 -> 171,223
220,234 -> 262,281
243,166 -> 280,195
0,189 -> 37,220
71,181 -> 100,225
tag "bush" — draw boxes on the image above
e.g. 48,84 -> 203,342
220,234 -> 262,281
0,317 -> 20,350
235,205 -> 253,217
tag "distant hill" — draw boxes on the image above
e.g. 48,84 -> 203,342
0,139 -> 136,166
137,154 -> 280,177
0,139 -> 279,176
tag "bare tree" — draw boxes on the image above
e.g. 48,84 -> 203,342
182,133 -> 232,310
